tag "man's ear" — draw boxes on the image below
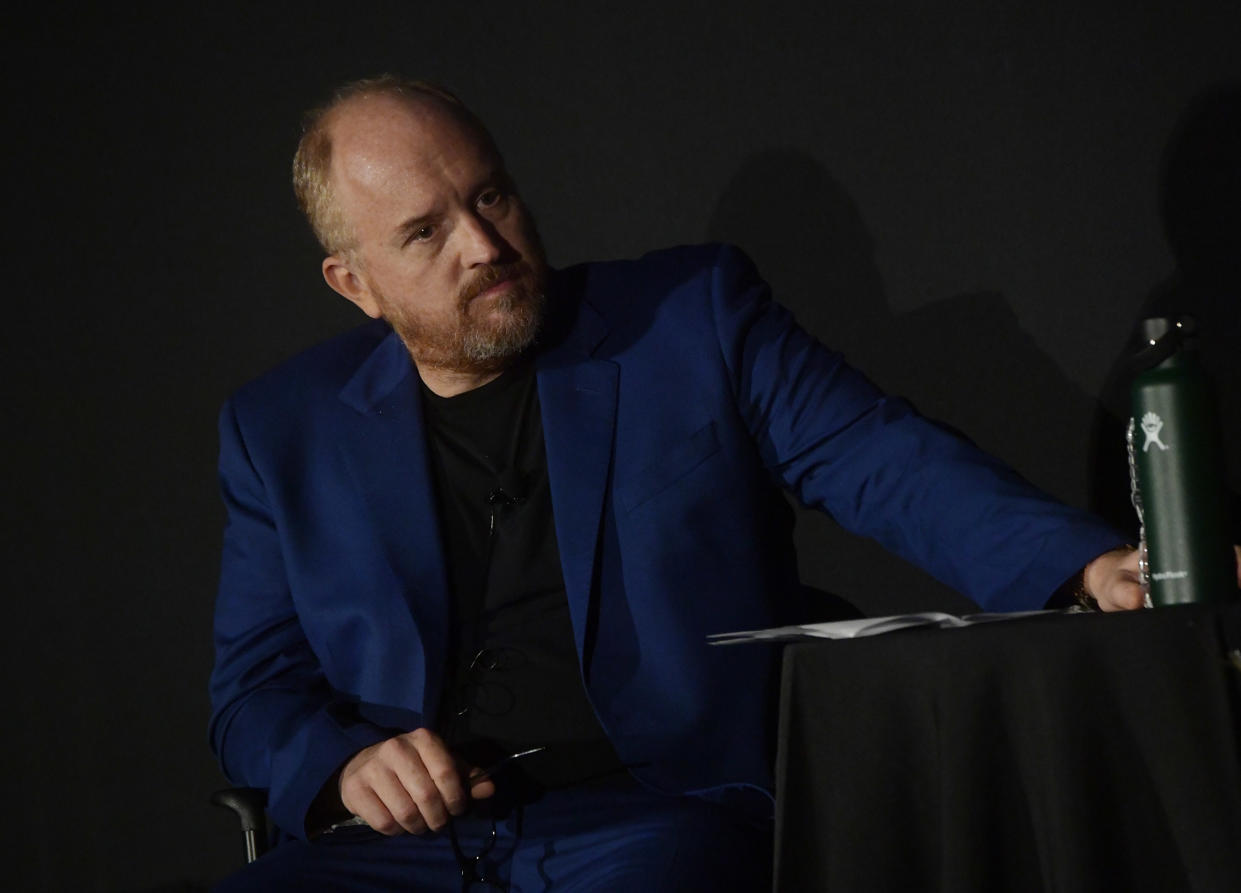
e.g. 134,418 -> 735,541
322,255 -> 382,318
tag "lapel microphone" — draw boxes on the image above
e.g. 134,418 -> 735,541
487,469 -> 527,507
487,470 -> 527,534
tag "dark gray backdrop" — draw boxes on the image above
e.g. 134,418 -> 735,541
7,2 -> 1238,889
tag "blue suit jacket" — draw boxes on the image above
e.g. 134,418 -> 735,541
209,244 -> 1122,837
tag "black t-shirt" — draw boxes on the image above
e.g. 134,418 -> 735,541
420,356 -> 629,792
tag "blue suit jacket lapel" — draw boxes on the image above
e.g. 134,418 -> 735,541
537,288 -> 618,654
336,330 -> 451,708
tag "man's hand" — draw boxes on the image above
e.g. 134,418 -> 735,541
338,728 -> 496,835
1082,546 -> 1145,611
1083,544 -> 1241,611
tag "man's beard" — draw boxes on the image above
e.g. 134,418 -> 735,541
382,260 -> 547,375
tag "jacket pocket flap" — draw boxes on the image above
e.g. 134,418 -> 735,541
619,421 -> 721,512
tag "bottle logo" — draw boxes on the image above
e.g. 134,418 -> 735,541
1140,411 -> 1169,452
1151,570 -> 1188,581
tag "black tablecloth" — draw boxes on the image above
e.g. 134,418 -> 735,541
774,602 -> 1241,892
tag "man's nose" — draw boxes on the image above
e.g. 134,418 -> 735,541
458,212 -> 507,267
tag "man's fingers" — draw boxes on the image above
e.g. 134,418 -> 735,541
1084,545 -> 1145,612
1098,580 -> 1145,612
389,759 -> 452,831
371,765 -> 432,835
405,728 -> 469,821
341,779 -> 425,836
467,771 -> 497,800
341,758 -> 427,835
1107,549 -> 1145,610
338,728 -> 486,836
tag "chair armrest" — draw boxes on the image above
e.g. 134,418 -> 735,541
211,787 -> 269,863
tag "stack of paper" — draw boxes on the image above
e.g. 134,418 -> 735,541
706,610 -> 1053,645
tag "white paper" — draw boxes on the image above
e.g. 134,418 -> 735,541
706,610 -> 1053,645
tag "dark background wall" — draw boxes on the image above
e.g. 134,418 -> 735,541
7,2 -> 1238,889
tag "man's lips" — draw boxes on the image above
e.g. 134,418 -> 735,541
460,261 -> 535,308
466,271 -> 527,307
475,276 -> 516,299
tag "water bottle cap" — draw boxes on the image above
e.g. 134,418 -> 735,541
1139,316 -> 1196,346
1132,315 -> 1197,372
1140,317 -> 1172,344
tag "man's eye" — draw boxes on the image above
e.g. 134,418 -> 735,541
409,225 -> 435,243
477,189 -> 505,209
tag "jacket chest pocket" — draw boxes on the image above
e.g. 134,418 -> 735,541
618,421 -> 721,512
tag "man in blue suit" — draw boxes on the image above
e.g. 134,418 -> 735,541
210,77 -> 1145,890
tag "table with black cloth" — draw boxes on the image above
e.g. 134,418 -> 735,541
773,602 -> 1241,892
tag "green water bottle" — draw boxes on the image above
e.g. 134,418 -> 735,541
1129,316 -> 1235,605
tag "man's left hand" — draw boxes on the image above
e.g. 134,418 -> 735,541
1082,546 -> 1145,611
1083,544 -> 1241,611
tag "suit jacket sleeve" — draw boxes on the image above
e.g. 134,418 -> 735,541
209,398 -> 391,839
705,244 -> 1123,609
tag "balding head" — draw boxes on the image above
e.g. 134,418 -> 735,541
304,76 -> 546,392
292,76 -> 496,257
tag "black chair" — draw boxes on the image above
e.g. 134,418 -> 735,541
210,787 -> 269,863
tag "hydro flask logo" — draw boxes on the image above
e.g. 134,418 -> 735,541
1140,412 -> 1169,452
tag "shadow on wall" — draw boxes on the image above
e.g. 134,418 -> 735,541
1091,82 -> 1241,540
706,149 -> 1102,616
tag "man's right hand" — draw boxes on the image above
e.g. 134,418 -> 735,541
338,728 -> 496,835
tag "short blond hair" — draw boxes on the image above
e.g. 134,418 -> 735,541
291,76 -> 475,257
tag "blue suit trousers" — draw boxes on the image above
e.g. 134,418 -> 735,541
214,784 -> 772,892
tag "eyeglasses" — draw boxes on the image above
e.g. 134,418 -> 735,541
448,743 -> 548,891
448,815 -> 506,891
454,647 -> 526,719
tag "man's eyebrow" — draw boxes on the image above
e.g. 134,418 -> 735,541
472,164 -> 509,193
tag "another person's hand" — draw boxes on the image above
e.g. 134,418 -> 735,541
338,727 -> 496,835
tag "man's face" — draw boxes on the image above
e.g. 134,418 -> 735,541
325,95 -> 547,375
